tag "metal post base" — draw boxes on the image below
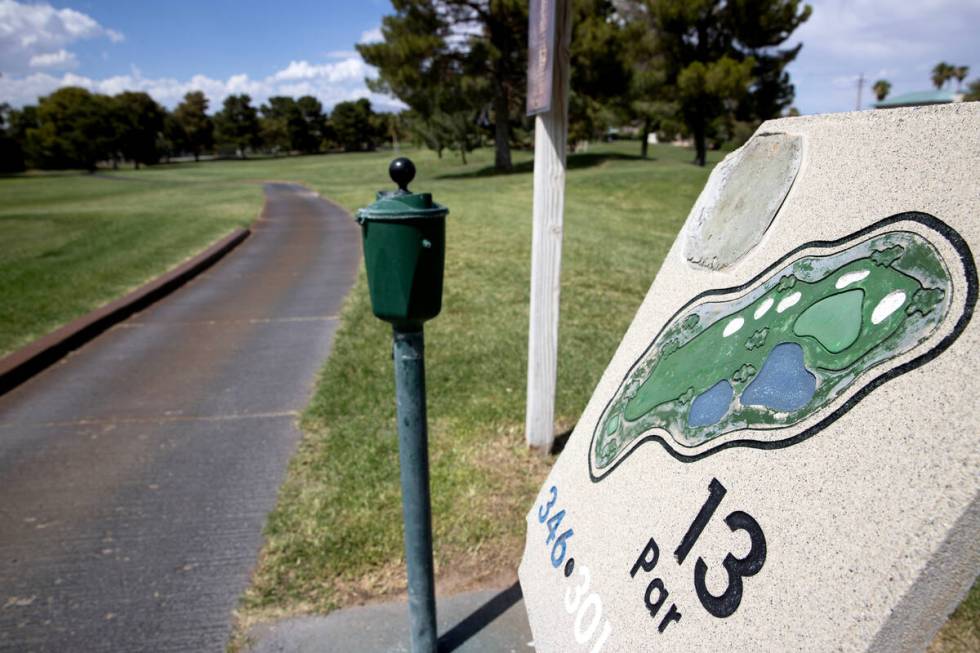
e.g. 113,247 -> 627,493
392,327 -> 437,653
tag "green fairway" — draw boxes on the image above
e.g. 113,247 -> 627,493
0,170 -> 259,356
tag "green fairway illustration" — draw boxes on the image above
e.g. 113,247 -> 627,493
592,224 -> 959,475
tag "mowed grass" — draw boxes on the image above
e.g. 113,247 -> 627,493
931,581 -> 980,653
0,170 -> 259,356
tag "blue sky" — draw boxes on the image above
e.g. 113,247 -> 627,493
1,0 -> 978,115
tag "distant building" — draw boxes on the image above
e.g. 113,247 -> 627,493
874,89 -> 963,109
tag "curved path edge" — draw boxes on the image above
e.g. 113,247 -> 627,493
0,227 -> 251,397
0,182 -> 360,652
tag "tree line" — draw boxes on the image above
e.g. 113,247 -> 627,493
2,0 -> 812,173
8,1 -> 974,175
0,89 -> 396,173
358,0 -> 813,169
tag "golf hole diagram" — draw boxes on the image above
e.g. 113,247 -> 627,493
590,213 -> 977,480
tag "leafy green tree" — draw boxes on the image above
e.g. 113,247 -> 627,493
376,111 -> 406,151
158,111 -> 186,162
215,94 -> 260,158
405,110 -> 447,158
5,105 -> 39,169
569,0 -> 632,146
358,0 -> 527,172
432,109 -> 482,163
616,0 -> 673,157
319,118 -> 339,151
632,0 -> 811,166
258,95 -> 326,155
726,0 -> 810,126
0,104 -> 26,172
259,114 -> 290,154
932,62 -> 954,90
112,91 -> 165,168
260,96 -> 299,154
29,87 -> 114,170
872,79 -> 891,102
173,91 -> 214,161
678,55 -> 755,155
295,96 -> 327,153
330,98 -> 381,151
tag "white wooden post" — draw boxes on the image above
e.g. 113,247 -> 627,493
525,0 -> 571,452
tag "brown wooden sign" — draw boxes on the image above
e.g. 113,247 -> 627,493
526,0 -> 556,116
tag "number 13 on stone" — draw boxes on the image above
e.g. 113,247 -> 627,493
675,478 -> 766,619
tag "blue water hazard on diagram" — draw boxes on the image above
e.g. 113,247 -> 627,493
741,342 -> 816,412
688,380 -> 734,427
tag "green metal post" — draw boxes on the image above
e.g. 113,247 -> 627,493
356,158 -> 447,653
393,327 -> 437,653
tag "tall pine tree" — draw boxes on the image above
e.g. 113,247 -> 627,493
630,0 -> 810,165
358,0 -> 526,172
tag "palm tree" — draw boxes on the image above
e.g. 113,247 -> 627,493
931,62 -> 954,90
872,79 -> 891,102
953,65 -> 970,91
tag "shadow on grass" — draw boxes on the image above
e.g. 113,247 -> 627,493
436,151 -> 653,180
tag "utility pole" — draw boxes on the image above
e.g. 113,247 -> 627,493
856,72 -> 865,111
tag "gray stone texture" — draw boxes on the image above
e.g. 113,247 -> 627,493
520,104 -> 980,652
684,132 -> 802,270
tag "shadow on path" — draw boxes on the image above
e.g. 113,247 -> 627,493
438,581 -> 524,652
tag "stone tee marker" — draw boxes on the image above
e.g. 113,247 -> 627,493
519,103 -> 979,652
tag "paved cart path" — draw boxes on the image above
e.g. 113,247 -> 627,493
0,184 -> 359,652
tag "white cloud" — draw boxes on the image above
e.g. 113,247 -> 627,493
358,27 -> 383,44
0,0 -> 123,74
272,57 -> 367,83
0,54 -> 405,113
0,10 -> 404,112
29,48 -> 76,68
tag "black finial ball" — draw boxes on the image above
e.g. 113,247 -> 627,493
389,157 -> 416,192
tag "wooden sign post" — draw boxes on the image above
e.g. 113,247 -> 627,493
525,0 -> 571,452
